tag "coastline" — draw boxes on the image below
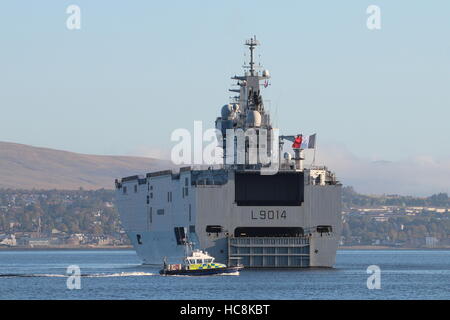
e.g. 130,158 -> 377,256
338,245 -> 450,250
0,245 -> 133,251
1,245 -> 449,251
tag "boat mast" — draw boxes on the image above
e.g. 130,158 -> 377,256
245,35 -> 259,76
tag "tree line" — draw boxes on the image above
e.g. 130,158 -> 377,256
0,188 -> 448,246
0,189 -> 119,235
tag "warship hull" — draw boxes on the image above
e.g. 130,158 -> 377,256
115,168 -> 341,268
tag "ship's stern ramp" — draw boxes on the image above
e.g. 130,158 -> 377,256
228,236 -> 310,268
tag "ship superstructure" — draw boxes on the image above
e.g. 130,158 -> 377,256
115,37 -> 342,268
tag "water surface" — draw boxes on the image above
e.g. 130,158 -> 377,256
0,249 -> 448,299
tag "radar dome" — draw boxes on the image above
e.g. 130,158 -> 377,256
221,104 -> 233,119
246,110 -> 262,127
284,152 -> 292,161
262,69 -> 270,78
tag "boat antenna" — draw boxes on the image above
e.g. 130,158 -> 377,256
245,35 -> 260,76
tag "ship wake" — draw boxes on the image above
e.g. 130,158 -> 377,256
0,272 -> 156,278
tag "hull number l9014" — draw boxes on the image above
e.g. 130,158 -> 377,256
251,210 -> 287,220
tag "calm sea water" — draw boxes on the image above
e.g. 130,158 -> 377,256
0,249 -> 449,300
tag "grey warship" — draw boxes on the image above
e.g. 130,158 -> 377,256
115,37 -> 342,268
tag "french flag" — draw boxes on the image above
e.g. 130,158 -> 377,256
301,134 -> 316,149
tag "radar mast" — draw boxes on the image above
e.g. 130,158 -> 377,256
245,36 -> 260,76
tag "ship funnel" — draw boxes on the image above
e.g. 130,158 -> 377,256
293,149 -> 304,171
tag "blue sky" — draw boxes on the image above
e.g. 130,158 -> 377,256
0,1 -> 449,194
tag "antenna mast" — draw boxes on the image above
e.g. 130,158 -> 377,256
245,35 -> 260,76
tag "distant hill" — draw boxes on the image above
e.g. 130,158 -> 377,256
0,141 -> 171,190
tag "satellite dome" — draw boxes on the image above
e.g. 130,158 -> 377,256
262,69 -> 270,78
284,152 -> 292,161
221,104 -> 233,119
246,110 -> 261,127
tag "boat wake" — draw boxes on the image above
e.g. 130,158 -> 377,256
0,272 -> 156,278
84,272 -> 156,278
220,271 -> 240,276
